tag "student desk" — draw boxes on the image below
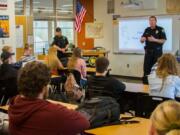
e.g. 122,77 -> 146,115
87,67 -> 96,73
0,101 -> 151,135
50,67 -> 96,77
124,82 -> 149,94
0,100 -> 78,112
0,106 -> 8,111
85,116 -> 150,135
47,99 -> 78,110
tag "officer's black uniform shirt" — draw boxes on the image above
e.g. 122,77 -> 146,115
52,35 -> 69,58
142,25 -> 167,50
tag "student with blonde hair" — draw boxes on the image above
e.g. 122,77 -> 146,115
2,45 -> 13,53
45,47 -> 64,75
148,53 -> 180,99
67,47 -> 87,84
149,100 -> 180,135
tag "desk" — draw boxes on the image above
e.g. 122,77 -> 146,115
37,50 -> 108,71
87,67 -> 96,73
47,100 -> 78,110
51,67 -> 96,77
124,82 -> 149,94
0,100 -> 78,112
86,116 -> 150,135
0,106 -> 8,111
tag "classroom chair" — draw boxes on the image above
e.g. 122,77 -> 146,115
136,95 -> 171,118
48,76 -> 68,103
119,91 -> 148,115
0,79 -> 17,106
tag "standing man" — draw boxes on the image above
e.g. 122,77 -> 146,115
52,27 -> 69,67
140,16 -> 166,84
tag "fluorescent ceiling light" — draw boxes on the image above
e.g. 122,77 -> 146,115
62,5 -> 73,7
33,1 -> 40,4
15,0 -> 22,2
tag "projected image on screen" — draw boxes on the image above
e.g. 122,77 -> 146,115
119,17 -> 172,53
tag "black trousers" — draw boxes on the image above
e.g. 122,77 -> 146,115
143,48 -> 162,84
57,53 -> 68,67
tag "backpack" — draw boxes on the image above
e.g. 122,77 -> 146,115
64,73 -> 83,100
76,96 -> 120,129
0,112 -> 9,135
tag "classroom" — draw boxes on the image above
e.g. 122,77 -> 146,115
0,0 -> 180,135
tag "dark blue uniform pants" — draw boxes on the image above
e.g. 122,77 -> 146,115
143,48 -> 162,84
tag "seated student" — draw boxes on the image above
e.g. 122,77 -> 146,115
8,61 -> 90,135
86,57 -> 126,101
19,44 -> 36,63
149,100 -> 180,135
45,47 -> 64,75
0,51 -> 18,105
67,47 -> 87,85
148,53 -> 180,99
2,45 -> 13,53
1,45 -> 22,69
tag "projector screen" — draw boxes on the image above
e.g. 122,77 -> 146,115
114,16 -> 173,54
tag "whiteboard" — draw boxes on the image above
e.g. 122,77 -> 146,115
113,15 -> 180,54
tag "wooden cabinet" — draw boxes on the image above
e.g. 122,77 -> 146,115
166,0 -> 180,13
82,50 -> 108,68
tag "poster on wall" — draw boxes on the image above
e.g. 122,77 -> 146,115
16,25 -> 24,48
0,15 -> 9,38
0,0 -> 8,10
85,23 -> 104,39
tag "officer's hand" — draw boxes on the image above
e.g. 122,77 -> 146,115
148,36 -> 157,42
140,37 -> 146,43
61,48 -> 66,53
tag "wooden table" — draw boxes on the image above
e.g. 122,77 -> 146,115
0,100 -> 78,112
0,105 -> 9,111
47,100 -> 78,110
0,101 -> 150,135
87,67 -> 96,73
86,116 -> 150,135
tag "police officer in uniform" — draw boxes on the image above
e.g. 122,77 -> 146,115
140,16 -> 167,84
52,27 -> 69,66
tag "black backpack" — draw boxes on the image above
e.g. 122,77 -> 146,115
76,96 -> 120,129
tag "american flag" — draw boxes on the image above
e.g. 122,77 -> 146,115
75,1 -> 87,33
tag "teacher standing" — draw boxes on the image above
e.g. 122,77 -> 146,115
140,16 -> 167,84
52,27 -> 69,67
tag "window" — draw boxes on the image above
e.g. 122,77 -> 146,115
57,21 -> 74,44
15,0 -> 24,15
15,0 -> 75,54
56,0 -> 74,19
33,0 -> 54,19
33,21 -> 49,54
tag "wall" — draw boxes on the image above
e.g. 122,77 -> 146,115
0,0 -> 15,53
94,0 -> 180,77
15,16 -> 34,60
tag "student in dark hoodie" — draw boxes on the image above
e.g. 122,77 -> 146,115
8,61 -> 90,135
0,51 -> 18,105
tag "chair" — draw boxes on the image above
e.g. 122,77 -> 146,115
48,76 -> 68,103
175,97 -> 180,102
0,78 -> 17,106
119,91 -> 148,115
67,69 -> 81,85
136,95 -> 171,118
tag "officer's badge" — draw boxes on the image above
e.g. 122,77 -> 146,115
156,30 -> 159,34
